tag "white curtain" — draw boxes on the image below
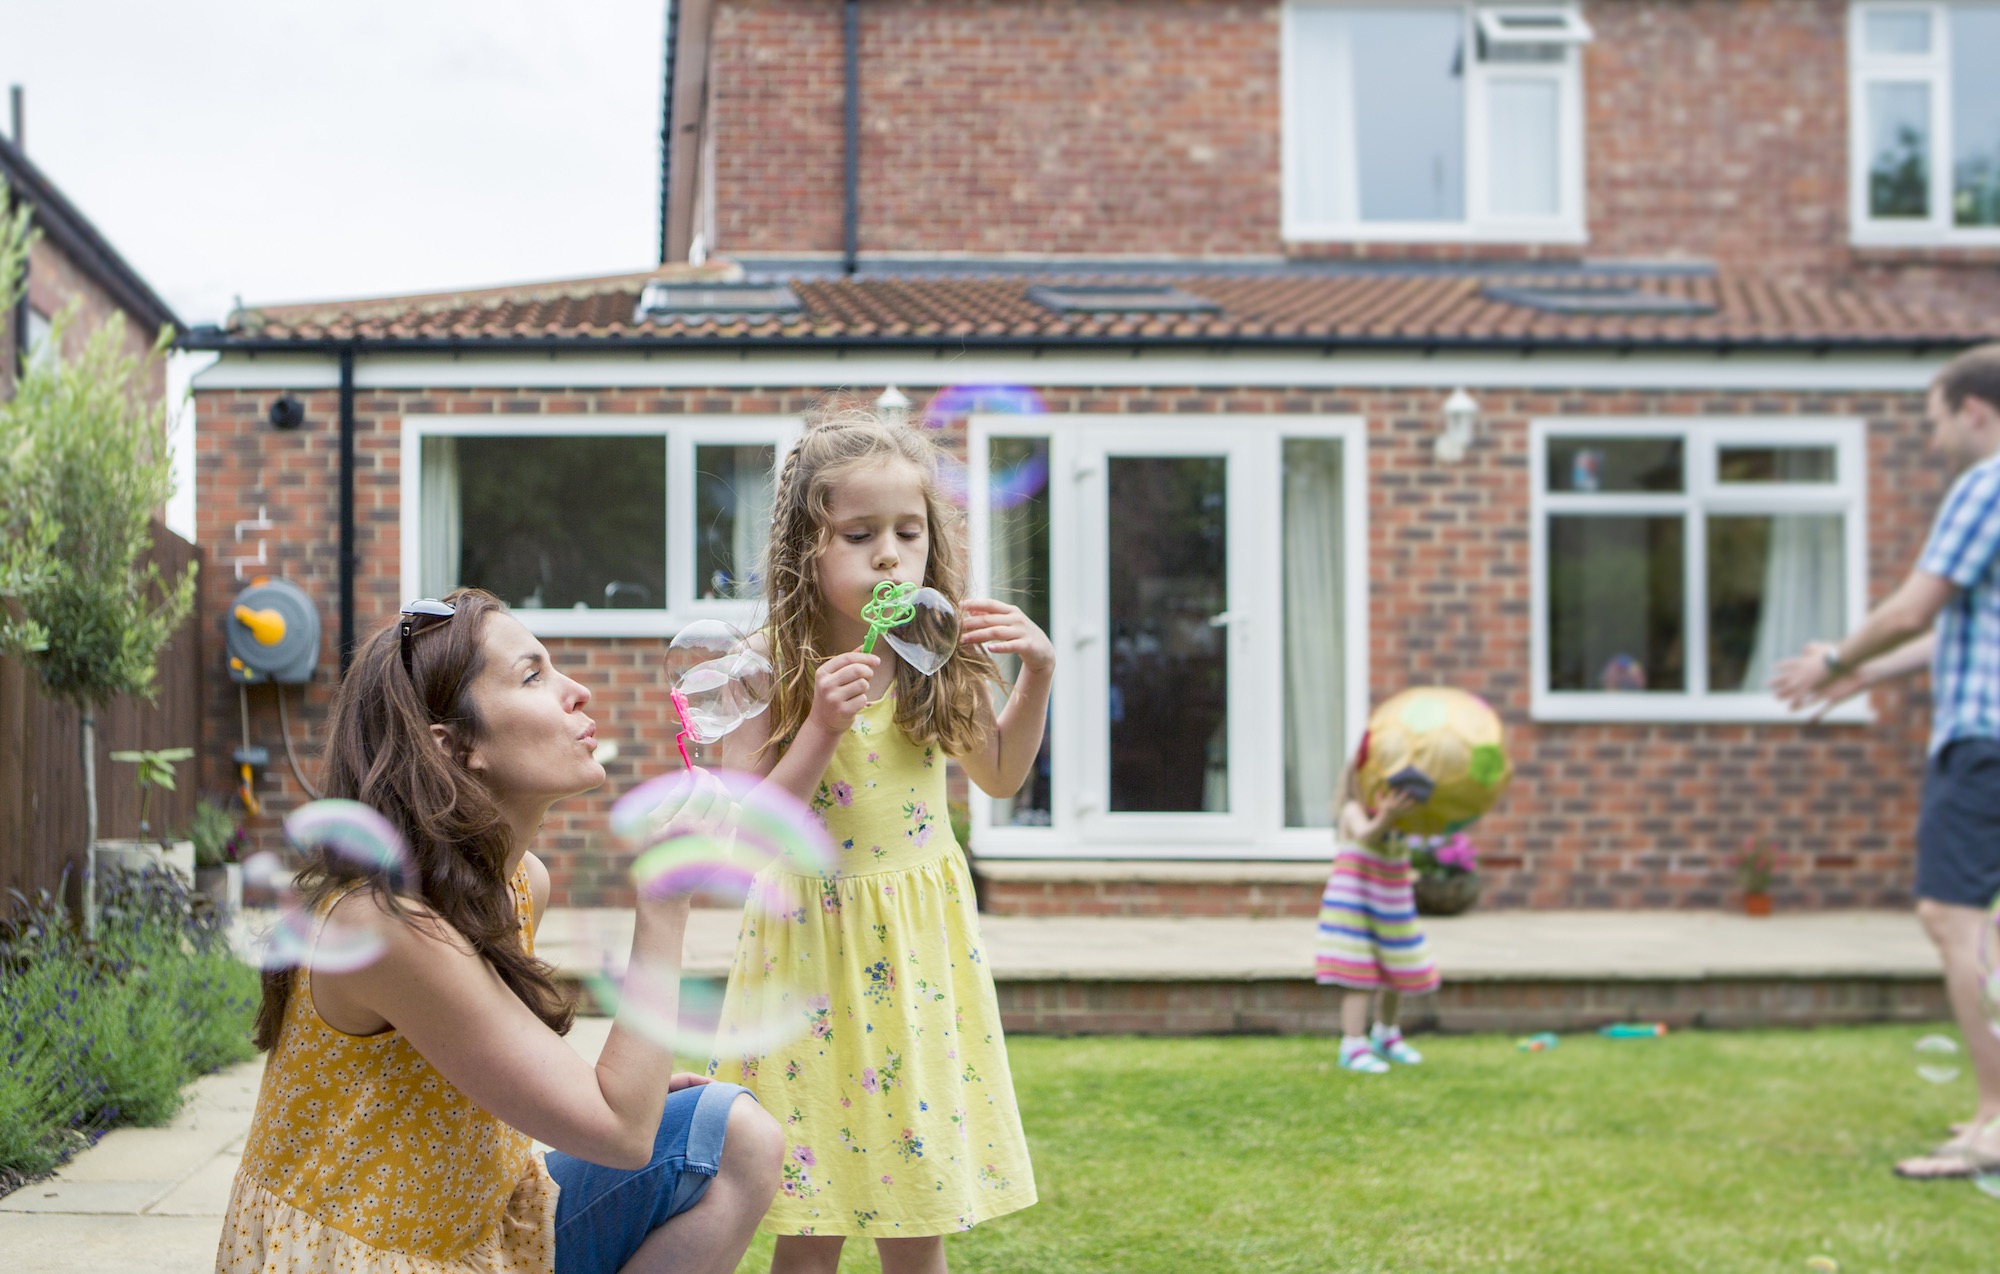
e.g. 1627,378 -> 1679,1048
1288,8 -> 1359,225
732,450 -> 775,595
1283,440 -> 1345,828
1487,78 -> 1560,218
420,437 -> 461,599
1742,513 -> 1844,692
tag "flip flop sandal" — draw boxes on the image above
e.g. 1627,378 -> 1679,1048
1893,1144 -> 1987,1180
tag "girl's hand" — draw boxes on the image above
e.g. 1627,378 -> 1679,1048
668,1072 -> 713,1092
809,650 -> 879,738
961,599 -> 1055,673
1362,788 -> 1419,841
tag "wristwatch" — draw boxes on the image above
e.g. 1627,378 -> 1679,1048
1822,647 -> 1849,677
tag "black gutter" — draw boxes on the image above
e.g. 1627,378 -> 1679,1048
656,0 -> 680,266
0,132 -> 181,337
842,0 -> 859,276
338,347 -> 357,678
178,329 -> 1964,357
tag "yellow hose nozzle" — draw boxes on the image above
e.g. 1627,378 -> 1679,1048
233,604 -> 287,646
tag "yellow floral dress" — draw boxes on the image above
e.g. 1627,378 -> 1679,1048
217,866 -> 557,1273
710,692 -> 1036,1236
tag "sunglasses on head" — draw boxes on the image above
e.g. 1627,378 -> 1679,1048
398,598 -> 456,679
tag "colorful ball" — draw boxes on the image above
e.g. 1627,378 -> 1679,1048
1354,687 -> 1512,836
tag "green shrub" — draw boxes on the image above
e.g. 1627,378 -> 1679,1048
0,865 -> 260,1182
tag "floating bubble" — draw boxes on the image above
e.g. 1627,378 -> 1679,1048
240,800 -> 415,975
1804,1258 -> 1839,1273
595,769 -> 836,1059
1914,1034 -> 1961,1084
921,384 -> 1048,430
990,447 -> 1049,511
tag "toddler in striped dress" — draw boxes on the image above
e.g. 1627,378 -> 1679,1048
1315,772 -> 1440,1074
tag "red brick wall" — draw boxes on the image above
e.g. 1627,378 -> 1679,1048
706,0 -> 2000,311
194,375 -> 1941,912
21,236 -> 167,399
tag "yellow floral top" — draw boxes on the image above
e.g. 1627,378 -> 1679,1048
217,865 -> 558,1274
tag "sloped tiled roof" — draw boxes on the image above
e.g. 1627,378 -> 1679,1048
188,264 -> 2000,350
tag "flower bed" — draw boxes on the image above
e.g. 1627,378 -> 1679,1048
0,865 -> 260,1193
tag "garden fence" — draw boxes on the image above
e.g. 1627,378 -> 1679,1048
0,519 -> 204,912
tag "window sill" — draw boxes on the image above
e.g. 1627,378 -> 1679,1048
1530,692 -> 1874,726
509,603 -> 760,641
1282,222 -> 1589,247
1849,232 -> 2000,256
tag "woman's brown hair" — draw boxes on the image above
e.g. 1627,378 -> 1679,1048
252,587 -> 574,1051
760,410 -> 1003,759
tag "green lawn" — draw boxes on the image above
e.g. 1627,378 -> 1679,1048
733,1026 -> 1991,1272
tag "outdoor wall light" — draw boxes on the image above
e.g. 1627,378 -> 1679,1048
1435,388 -> 1480,462
267,395 -> 305,430
875,384 -> 911,429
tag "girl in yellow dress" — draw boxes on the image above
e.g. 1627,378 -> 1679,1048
711,413 -> 1054,1273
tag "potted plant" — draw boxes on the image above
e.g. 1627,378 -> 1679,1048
1732,840 -> 1777,916
1411,831 -> 1483,917
98,746 -> 197,883
186,796 -> 245,916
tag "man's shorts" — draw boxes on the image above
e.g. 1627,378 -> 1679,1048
1915,737 -> 2000,908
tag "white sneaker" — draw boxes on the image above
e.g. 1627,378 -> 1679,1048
1373,1028 -> 1424,1066
1340,1041 -> 1390,1074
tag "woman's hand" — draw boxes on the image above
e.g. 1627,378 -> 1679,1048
641,766 -> 736,846
961,599 -> 1055,673
668,1072 -> 712,1092
808,650 -> 879,738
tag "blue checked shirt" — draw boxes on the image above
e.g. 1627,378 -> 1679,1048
1918,450 -> 2000,753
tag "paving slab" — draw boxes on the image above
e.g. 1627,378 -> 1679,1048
0,1214 -> 225,1274
146,1148 -> 243,1218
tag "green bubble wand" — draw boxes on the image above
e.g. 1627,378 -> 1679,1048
860,580 -> 917,653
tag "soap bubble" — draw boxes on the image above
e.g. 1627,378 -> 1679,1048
593,768 -> 835,1057
921,384 -> 1047,429
244,800 -> 414,975
667,620 -> 775,745
990,445 -> 1050,511
1914,1034 -> 1961,1085
861,581 -> 960,677
1973,1116 -> 2000,1201
1804,1258 -> 1839,1273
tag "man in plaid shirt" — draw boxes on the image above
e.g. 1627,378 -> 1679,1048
1776,342 -> 2000,1180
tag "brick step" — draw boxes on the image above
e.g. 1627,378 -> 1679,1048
969,859 -> 1329,918
533,908 -> 1943,1036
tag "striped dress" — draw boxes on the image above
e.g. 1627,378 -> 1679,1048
1313,839 -> 1440,995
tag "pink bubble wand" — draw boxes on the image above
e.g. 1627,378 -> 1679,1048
670,687 -> 697,771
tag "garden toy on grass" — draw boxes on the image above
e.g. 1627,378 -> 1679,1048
1353,686 -> 1512,836
1599,1022 -> 1669,1038
664,619 -> 775,770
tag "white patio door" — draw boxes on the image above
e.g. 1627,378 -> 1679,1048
1074,427 -> 1259,846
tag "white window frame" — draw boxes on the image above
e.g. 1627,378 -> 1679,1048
967,414 -> 1371,860
399,415 -> 798,638
1530,418 -> 1872,724
1850,1 -> 2000,246
1283,0 -> 1590,244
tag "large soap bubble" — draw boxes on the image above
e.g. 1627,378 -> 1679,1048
667,620 -> 776,763
860,580 -> 960,677
245,799 -> 414,975
594,769 -> 835,1058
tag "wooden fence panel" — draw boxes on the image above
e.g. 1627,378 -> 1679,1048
0,520 -> 204,913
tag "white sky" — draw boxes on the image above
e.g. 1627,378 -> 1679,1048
0,0 -> 672,535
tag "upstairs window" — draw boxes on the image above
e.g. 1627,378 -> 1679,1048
1283,2 -> 1591,242
1851,2 -> 2000,243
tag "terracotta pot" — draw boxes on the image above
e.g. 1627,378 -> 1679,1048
1413,873 -> 1483,917
1743,892 -> 1774,917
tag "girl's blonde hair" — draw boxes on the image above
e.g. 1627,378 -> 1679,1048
760,409 -> 1002,758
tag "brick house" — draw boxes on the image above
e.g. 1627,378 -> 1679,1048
184,0 -> 2000,915
1,127 -> 176,401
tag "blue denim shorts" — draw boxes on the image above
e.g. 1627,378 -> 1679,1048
545,1081 -> 753,1274
1916,738 -> 2000,908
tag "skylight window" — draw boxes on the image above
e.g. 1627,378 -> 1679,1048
633,282 -> 802,323
1481,284 -> 1716,317
1025,285 -> 1221,316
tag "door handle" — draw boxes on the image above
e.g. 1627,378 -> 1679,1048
1208,611 -> 1244,628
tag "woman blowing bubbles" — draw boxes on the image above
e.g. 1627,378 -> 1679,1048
218,588 -> 784,1274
